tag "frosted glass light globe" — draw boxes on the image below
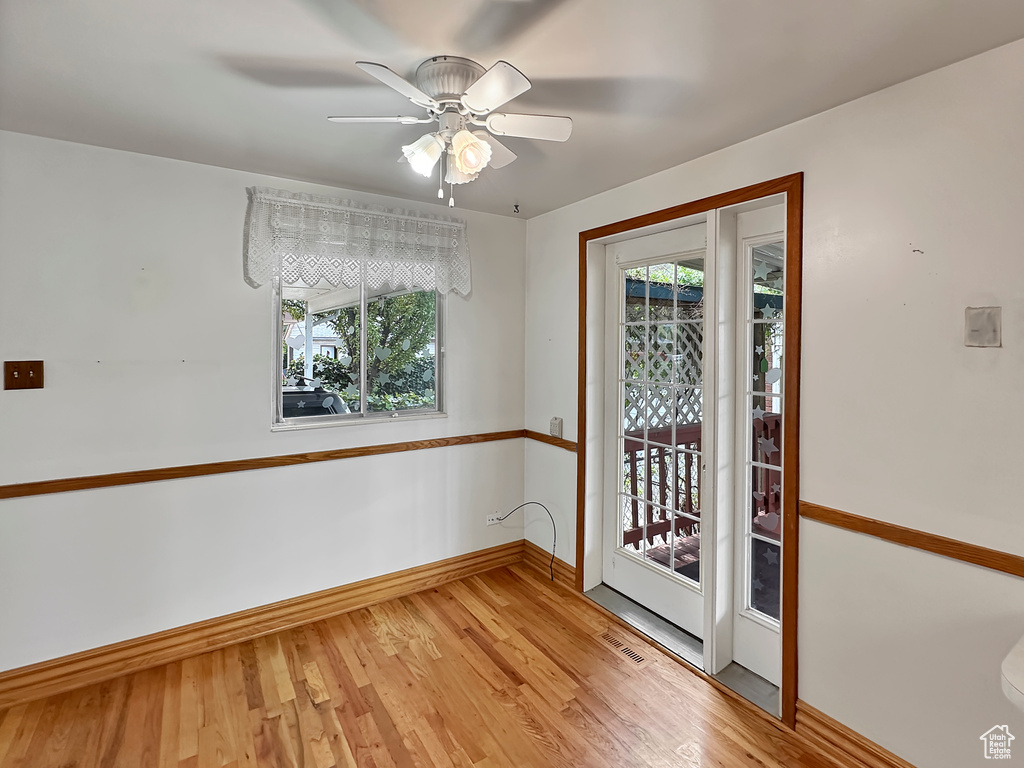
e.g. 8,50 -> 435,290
401,133 -> 445,177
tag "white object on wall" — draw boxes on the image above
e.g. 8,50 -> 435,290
965,306 -> 1002,347
1003,632 -> 1024,712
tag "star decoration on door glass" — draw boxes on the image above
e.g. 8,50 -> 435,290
753,261 -> 771,282
296,400 -> 306,408
763,549 -> 779,565
771,483 -> 781,494
758,437 -> 779,457
755,345 -> 764,354
752,405 -> 766,421
752,578 -> 764,591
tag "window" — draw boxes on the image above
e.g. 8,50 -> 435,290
242,186 -> 470,430
276,282 -> 443,426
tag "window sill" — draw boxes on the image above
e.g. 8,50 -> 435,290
270,410 -> 448,432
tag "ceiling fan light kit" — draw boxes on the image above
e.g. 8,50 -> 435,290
328,55 -> 573,206
445,160 -> 479,185
451,129 -> 492,174
401,133 -> 445,177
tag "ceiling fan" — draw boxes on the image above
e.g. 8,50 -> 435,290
327,55 -> 573,205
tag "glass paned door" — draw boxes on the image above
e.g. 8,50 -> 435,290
619,259 -> 705,583
604,219 -> 710,642
730,224 -> 785,688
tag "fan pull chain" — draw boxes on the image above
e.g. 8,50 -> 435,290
437,151 -> 444,200
448,171 -> 455,207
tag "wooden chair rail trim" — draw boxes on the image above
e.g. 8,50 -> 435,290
0,430 -> 577,501
0,540 -> 528,709
795,700 -> 917,768
800,501 -> 1024,580
523,429 -> 578,452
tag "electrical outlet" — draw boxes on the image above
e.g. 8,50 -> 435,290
486,513 -> 501,526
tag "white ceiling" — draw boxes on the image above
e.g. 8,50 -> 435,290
2,0 -> 1024,218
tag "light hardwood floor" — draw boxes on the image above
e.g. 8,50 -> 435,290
0,565 -> 837,768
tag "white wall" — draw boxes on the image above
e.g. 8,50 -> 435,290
524,38 -> 1024,767
0,131 -> 527,671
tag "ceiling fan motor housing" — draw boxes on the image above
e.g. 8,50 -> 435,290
437,110 -> 467,141
415,56 -> 486,104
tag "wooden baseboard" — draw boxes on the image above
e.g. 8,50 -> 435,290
522,539 -> 576,589
0,540 -> 524,709
795,700 -> 916,768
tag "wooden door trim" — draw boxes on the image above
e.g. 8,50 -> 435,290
575,172 -> 804,727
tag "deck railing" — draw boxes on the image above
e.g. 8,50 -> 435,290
621,413 -> 782,550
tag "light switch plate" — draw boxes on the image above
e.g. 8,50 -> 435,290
965,307 -> 1001,348
4,360 -> 44,390
550,417 -> 563,438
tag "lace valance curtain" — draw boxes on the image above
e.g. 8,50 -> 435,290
244,187 -> 471,296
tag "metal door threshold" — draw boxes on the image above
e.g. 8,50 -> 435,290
583,584 -> 703,669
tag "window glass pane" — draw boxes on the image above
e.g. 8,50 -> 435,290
645,384 -> 674,446
751,467 -> 782,542
673,322 -> 703,387
647,323 -> 674,382
674,257 -> 705,320
752,321 -> 783,395
366,288 -> 437,413
675,448 -> 701,521
752,247 -> 784,316
281,298 -> 359,418
750,538 -> 780,620
623,323 -> 645,381
751,395 -> 782,468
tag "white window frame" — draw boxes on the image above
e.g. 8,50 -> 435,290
270,279 -> 446,431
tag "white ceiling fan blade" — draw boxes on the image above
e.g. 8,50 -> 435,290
356,62 -> 439,110
473,131 -> 517,169
328,115 -> 432,124
485,113 -> 573,142
461,61 -> 531,114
